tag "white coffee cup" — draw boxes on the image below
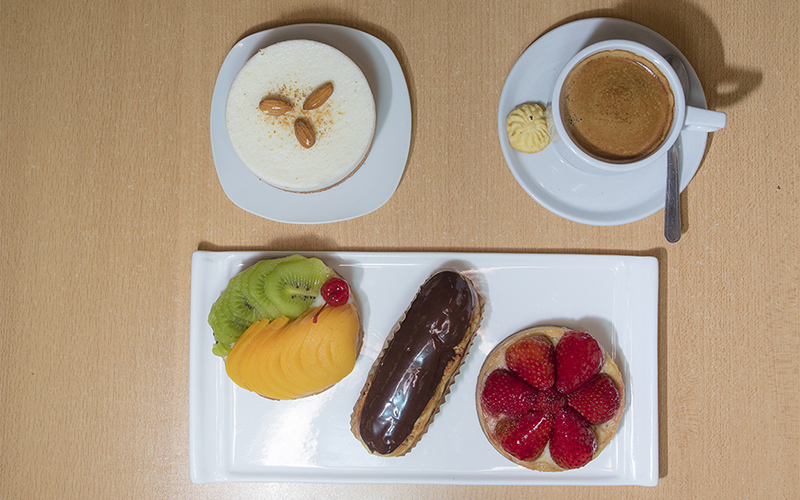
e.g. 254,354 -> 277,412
548,39 -> 726,175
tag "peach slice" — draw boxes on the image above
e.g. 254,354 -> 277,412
299,303 -> 360,386
267,308 -> 315,399
240,316 -> 289,397
289,306 -> 351,394
255,318 -> 299,399
280,306 -> 329,396
225,317 -> 271,390
223,300 -> 361,400
277,304 -> 357,398
277,303 -> 360,399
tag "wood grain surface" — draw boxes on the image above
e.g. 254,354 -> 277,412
1,0 -> 797,498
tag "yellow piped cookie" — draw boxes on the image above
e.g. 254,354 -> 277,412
506,103 -> 550,153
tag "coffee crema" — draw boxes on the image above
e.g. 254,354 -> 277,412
560,49 -> 675,164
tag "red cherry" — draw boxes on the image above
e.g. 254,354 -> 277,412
321,277 -> 349,306
313,277 -> 350,323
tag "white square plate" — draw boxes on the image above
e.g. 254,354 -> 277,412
189,252 -> 659,485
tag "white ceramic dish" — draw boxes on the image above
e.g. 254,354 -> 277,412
189,251 -> 659,485
210,25 -> 412,224
498,18 -> 710,226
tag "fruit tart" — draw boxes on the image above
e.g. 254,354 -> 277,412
476,326 -> 624,471
207,254 -> 362,400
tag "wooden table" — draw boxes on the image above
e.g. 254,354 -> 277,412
2,1 -> 797,498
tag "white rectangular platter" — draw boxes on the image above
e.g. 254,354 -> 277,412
189,251 -> 659,485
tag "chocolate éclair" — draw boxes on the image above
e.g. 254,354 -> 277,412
350,270 -> 484,457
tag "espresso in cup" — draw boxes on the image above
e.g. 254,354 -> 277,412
559,49 -> 675,164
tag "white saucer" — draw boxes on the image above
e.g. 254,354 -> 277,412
498,18 -> 710,226
210,24 -> 411,224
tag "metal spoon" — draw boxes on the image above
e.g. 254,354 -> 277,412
665,55 -> 689,243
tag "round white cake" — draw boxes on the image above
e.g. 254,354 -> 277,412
225,40 -> 376,193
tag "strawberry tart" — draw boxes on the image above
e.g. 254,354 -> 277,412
476,326 -> 624,471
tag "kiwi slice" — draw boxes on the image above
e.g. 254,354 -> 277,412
247,254 -> 306,319
207,268 -> 263,356
263,258 -> 335,319
208,294 -> 248,345
226,281 -> 263,326
211,342 -> 232,357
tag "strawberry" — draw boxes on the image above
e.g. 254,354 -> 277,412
549,407 -> 598,470
531,386 -> 566,413
555,330 -> 604,394
481,369 -> 536,417
505,335 -> 556,390
567,373 -> 621,424
495,411 -> 554,461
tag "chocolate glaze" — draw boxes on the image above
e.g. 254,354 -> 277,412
358,270 -> 478,455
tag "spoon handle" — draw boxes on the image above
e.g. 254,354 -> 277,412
664,141 -> 681,242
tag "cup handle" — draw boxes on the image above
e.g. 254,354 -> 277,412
684,106 -> 727,132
